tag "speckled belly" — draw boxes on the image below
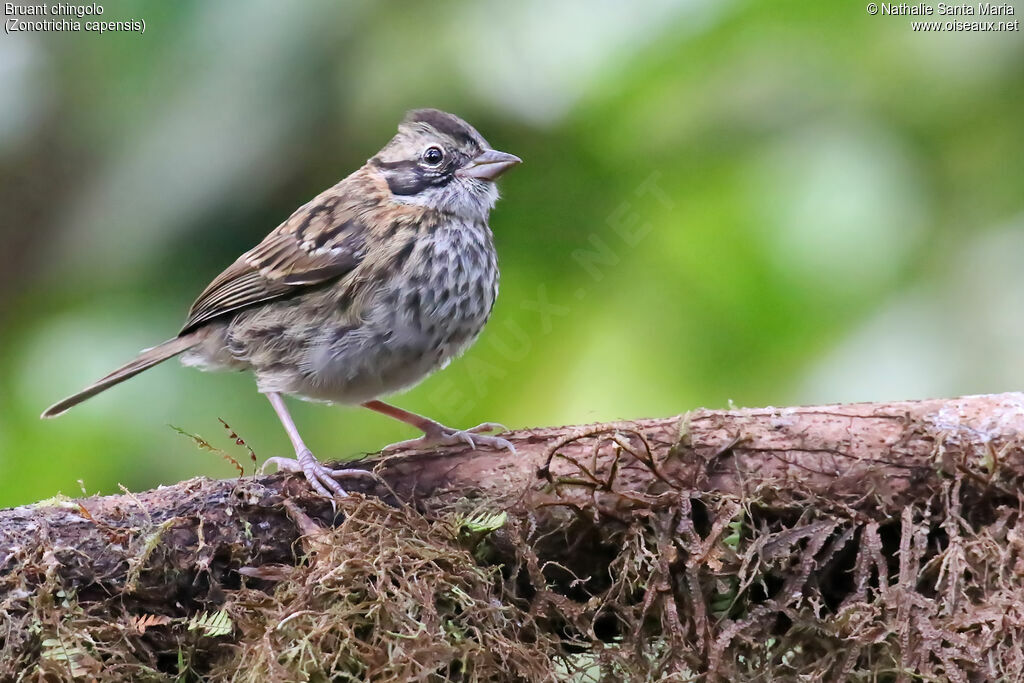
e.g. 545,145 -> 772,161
202,224 -> 500,405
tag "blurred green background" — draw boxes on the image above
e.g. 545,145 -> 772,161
1,0 -> 1021,507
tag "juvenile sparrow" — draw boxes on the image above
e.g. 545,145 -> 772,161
43,109 -> 521,498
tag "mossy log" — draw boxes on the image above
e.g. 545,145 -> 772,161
3,393 -> 1024,680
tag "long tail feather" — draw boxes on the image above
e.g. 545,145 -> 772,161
41,330 -> 206,418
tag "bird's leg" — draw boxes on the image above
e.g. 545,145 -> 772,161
260,392 -> 377,498
362,399 -> 514,453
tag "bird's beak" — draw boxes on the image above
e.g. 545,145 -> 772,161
457,149 -> 522,181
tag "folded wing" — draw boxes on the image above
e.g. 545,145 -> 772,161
181,189 -> 370,332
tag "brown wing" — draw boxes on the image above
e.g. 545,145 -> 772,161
180,186 -> 370,333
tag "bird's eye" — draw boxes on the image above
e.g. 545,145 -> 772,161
422,146 -> 444,166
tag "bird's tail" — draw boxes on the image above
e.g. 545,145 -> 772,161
41,329 -> 207,419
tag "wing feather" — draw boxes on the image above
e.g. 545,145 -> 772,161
180,181 -> 376,332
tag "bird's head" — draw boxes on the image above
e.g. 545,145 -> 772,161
370,109 -> 521,221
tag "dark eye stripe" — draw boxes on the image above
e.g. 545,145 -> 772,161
373,158 -> 453,196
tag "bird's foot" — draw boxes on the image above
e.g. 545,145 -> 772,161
382,421 -> 515,454
262,448 -> 379,499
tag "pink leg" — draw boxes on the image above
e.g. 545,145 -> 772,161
261,392 -> 378,498
362,400 -> 514,453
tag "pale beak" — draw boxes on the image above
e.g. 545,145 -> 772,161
456,149 -> 522,181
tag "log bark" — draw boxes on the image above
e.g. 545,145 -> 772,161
2,392 -> 1023,609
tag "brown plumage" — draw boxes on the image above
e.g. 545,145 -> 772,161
43,109 -> 521,498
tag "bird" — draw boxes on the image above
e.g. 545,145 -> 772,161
42,108 -> 522,498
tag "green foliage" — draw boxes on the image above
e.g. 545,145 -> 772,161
187,610 -> 233,638
458,509 -> 508,534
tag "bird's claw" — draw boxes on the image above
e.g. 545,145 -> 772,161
262,450 -> 381,500
382,423 -> 515,454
